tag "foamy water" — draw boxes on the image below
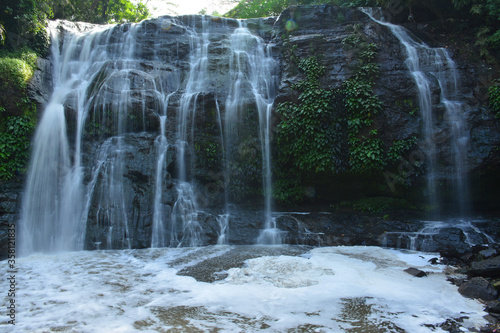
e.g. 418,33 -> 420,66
2,246 -> 486,332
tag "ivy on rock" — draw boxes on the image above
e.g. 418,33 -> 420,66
276,55 -> 345,175
274,25 -> 417,205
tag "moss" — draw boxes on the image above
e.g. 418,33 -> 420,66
0,48 -> 39,180
488,80 -> 500,119
0,49 -> 37,90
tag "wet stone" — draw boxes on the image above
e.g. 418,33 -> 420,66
404,267 -> 428,277
458,277 -> 498,301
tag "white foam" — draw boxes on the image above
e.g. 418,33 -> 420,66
1,246 -> 486,332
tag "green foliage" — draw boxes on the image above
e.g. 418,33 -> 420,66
0,114 -> 35,180
0,0 -> 150,38
343,36 -> 384,173
273,177 -> 307,205
105,0 -> 151,23
275,53 -> 346,204
224,0 -> 401,18
488,80 -> 500,118
387,137 -> 417,163
276,56 -> 344,174
225,0 -> 321,18
451,0 -> 500,61
0,49 -> 38,90
349,136 -> 385,173
0,48 -> 38,180
0,0 -> 51,54
61,0 -> 151,24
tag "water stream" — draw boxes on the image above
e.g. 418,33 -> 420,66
224,20 -> 280,244
362,8 -> 470,217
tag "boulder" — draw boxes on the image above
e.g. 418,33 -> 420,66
486,301 -> 500,315
469,256 -> 500,278
458,277 -> 498,301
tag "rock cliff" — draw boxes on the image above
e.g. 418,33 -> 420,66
1,5 -> 499,256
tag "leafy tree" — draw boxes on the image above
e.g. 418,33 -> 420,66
225,0 -> 316,18
0,0 -> 52,52
0,24 -> 5,45
452,0 -> 500,50
46,0 -> 150,24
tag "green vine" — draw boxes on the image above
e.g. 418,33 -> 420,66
275,52 -> 346,204
274,25 -> 419,204
343,36 -> 385,173
0,113 -> 35,180
488,80 -> 500,118
276,56 -> 344,174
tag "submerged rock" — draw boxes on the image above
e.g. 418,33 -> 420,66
404,267 -> 428,277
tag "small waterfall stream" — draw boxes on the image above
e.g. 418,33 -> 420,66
18,22 -> 110,255
224,20 -> 280,244
362,8 -> 470,217
151,93 -> 174,248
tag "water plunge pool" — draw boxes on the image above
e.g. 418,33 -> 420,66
1,245 -> 487,332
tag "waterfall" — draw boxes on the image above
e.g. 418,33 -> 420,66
151,93 -> 175,248
362,8 -> 470,217
18,22 -> 110,255
170,16 -> 212,247
224,21 -> 280,244
18,15 -> 280,254
18,19 -> 181,254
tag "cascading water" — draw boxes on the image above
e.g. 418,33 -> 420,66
362,8 -> 470,217
18,22 -> 109,255
18,18 -> 183,254
168,16 -> 212,247
223,21 -> 280,244
151,93 -> 174,248
19,15 -> 281,254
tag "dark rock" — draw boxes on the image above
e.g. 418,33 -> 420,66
429,257 -> 440,264
404,267 -> 428,277
469,256 -> 500,278
486,301 -> 500,315
458,277 -> 498,301
0,181 -> 24,260
480,321 -> 499,332
27,57 -> 53,114
481,248 -> 498,259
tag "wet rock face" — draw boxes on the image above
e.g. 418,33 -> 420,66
83,133 -> 159,250
0,182 -> 23,260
